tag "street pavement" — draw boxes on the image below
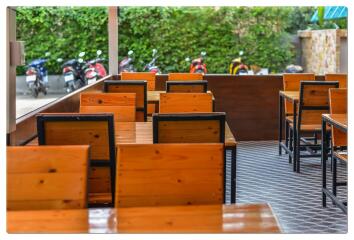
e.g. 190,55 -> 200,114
16,93 -> 66,118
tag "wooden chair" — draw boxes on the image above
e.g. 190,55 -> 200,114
329,88 -> 347,200
168,73 -> 204,81
36,113 -> 116,207
289,81 -> 339,172
283,73 -> 315,157
325,73 -> 347,88
104,80 -> 147,121
159,93 -> 213,113
152,113 -> 225,143
80,92 -> 136,123
166,80 -> 208,93
7,145 -> 89,210
121,72 -> 156,91
116,143 -> 224,207
283,73 -> 315,115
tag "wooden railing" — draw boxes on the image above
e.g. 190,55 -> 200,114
9,74 -> 325,145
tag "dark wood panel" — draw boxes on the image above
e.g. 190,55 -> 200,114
10,74 -> 326,145
205,75 -> 283,140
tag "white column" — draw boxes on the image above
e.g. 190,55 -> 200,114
108,6 -> 118,75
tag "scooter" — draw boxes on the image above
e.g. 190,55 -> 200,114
119,50 -> 136,73
84,50 -> 107,85
143,49 -> 161,74
229,51 -> 248,75
57,52 -> 87,93
186,51 -> 207,74
25,52 -> 50,98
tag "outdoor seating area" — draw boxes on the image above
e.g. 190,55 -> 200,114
6,71 -> 348,234
4,5 -> 350,238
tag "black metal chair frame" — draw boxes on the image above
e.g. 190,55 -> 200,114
152,112 -> 233,203
291,81 -> 339,172
37,113 -> 116,208
321,115 -> 347,214
104,80 -> 148,121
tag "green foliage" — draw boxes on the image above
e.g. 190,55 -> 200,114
17,6 -> 316,74
16,7 -> 108,74
118,7 -> 306,73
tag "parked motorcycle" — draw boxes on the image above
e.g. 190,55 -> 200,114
25,52 -> 50,98
84,50 -> 107,84
57,52 -> 87,93
186,51 -> 207,74
229,51 -> 248,75
119,50 -> 136,73
143,49 -> 161,74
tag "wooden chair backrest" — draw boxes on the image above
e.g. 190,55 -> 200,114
104,80 -> 147,121
80,92 -> 136,122
299,81 -> 339,125
168,73 -> 204,81
116,143 -> 224,207
121,72 -> 156,90
283,73 -> 315,115
36,113 -> 116,205
159,93 -> 213,113
7,145 -> 89,210
166,80 -> 208,93
329,88 -> 347,147
153,113 -> 225,143
325,73 -> 347,88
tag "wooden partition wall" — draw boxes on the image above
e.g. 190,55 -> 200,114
9,74 -> 325,145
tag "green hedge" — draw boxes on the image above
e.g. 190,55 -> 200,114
16,7 -> 108,75
17,6 -> 315,74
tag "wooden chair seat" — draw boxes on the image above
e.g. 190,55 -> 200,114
287,116 -> 330,132
333,151 -> 347,162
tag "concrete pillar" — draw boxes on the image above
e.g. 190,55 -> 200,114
108,6 -> 118,75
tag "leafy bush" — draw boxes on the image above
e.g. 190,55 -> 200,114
16,7 -> 108,74
17,6 -> 317,74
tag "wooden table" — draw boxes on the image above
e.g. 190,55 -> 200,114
278,91 -> 299,172
321,114 -> 347,214
7,203 -> 281,233
26,121 -> 237,204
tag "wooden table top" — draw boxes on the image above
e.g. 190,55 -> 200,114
322,114 -> 347,132
279,91 -> 299,103
148,90 -> 215,103
7,203 -> 281,233
27,121 -> 237,147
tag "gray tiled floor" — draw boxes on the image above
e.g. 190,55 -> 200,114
233,141 -> 347,233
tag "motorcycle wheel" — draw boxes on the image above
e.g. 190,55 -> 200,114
32,88 -> 39,98
29,83 -> 38,98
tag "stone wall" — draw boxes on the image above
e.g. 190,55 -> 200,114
298,29 -> 347,74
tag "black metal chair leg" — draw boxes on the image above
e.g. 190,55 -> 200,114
289,127 -> 293,164
296,129 -> 301,173
285,120 -> 289,149
332,156 -> 337,197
